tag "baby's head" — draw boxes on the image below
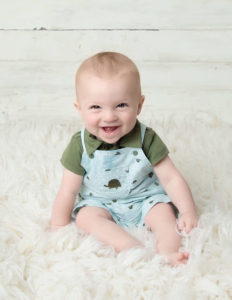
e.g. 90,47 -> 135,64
74,52 -> 145,144
75,51 -> 142,98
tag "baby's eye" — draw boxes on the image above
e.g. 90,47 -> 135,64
117,103 -> 128,108
90,105 -> 101,110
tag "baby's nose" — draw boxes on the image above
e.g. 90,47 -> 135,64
103,109 -> 118,122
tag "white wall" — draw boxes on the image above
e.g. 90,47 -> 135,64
0,0 -> 232,124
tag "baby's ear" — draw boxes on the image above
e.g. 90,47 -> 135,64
137,95 -> 145,115
73,100 -> 80,112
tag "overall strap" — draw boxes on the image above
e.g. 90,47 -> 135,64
80,128 -> 87,153
140,123 -> 146,143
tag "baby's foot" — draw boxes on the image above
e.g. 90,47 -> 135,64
164,252 -> 189,266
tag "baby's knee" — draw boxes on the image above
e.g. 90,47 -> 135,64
144,202 -> 176,228
75,207 -> 92,230
75,206 -> 112,230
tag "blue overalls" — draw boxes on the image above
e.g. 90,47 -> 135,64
72,123 -> 171,228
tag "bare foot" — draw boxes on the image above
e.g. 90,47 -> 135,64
164,252 -> 190,266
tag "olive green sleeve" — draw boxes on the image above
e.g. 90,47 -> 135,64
60,132 -> 85,176
142,126 -> 169,166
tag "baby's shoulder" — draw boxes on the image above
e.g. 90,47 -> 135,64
71,130 -> 82,141
67,130 -> 83,152
143,125 -> 157,142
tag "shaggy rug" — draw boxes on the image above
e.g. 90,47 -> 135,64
0,112 -> 232,300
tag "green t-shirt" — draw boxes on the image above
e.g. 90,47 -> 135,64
61,120 -> 169,176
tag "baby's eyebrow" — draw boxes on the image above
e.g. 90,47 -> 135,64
117,98 -> 128,102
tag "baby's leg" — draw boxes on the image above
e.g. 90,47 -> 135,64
145,203 -> 189,266
76,206 -> 142,252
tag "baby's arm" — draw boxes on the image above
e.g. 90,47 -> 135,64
51,168 -> 83,230
154,156 -> 198,233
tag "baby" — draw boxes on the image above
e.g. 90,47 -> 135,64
51,52 -> 198,266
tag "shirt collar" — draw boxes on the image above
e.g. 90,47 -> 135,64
84,120 -> 142,156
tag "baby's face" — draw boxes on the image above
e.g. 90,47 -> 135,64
75,72 -> 144,144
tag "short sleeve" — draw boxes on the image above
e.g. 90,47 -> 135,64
142,126 -> 169,166
60,132 -> 85,176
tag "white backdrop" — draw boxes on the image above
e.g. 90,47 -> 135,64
0,0 -> 232,123
1,2 -> 232,299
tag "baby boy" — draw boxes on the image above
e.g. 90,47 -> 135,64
51,52 -> 198,266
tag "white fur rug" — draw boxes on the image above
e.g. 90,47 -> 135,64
1,112 -> 232,300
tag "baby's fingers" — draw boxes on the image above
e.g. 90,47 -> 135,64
177,218 -> 198,234
177,218 -> 185,232
184,222 -> 194,234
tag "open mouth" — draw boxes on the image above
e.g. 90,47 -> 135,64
102,126 -> 119,133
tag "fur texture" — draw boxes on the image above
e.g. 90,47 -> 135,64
0,112 -> 232,300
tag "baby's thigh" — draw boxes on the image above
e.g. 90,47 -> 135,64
75,206 -> 114,229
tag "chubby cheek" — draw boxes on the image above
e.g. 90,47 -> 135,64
85,115 -> 99,128
80,111 -> 95,125
123,111 -> 138,129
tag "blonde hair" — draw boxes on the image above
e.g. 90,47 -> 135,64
75,52 -> 141,94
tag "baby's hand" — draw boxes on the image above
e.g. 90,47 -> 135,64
177,211 -> 198,234
50,224 -> 64,232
